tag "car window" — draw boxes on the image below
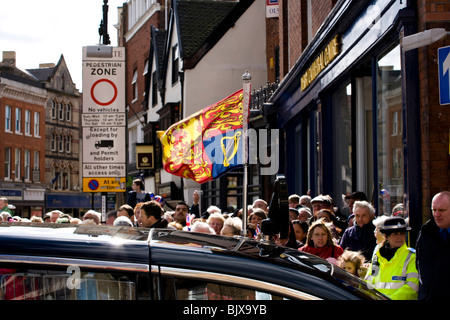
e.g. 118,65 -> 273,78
161,277 -> 285,300
0,266 -> 149,300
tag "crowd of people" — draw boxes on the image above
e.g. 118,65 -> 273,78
1,183 -> 449,301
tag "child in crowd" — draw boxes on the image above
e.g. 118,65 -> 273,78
338,250 -> 366,278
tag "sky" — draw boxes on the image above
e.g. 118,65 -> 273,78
0,0 -> 125,91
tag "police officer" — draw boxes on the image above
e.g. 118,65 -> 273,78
365,216 -> 419,300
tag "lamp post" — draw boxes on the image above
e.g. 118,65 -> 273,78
99,0 -> 111,45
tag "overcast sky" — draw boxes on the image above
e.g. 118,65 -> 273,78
0,0 -> 125,91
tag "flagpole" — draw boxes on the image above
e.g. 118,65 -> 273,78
241,71 -> 251,237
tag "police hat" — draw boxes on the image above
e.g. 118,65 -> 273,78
380,216 -> 411,234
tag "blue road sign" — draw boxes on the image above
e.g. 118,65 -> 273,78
438,45 -> 450,105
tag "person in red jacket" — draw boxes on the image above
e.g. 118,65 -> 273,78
299,218 -> 344,264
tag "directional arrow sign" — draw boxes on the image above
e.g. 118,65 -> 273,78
438,46 -> 450,105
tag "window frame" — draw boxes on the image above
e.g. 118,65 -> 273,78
157,266 -> 320,300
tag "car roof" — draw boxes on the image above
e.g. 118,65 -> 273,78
0,222 -> 150,265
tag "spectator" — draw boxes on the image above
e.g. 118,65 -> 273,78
133,203 -> 145,227
365,216 -> 418,300
299,219 -> 344,263
248,208 -> 267,227
300,195 -> 313,212
83,210 -> 101,225
317,209 -> 341,242
288,194 -> 301,208
105,209 -> 117,226
338,250 -> 365,278
392,203 -> 404,218
220,217 -> 242,237
344,191 -> 368,216
292,220 -> 308,246
117,204 -> 135,225
0,211 -> 12,221
0,197 -> 12,215
339,201 -> 377,262
30,216 -> 43,223
310,195 -> 333,223
50,210 -> 63,223
81,218 -> 98,226
252,199 -> 268,213
190,190 -> 200,218
206,212 -> 225,235
168,221 -> 183,230
127,179 -> 151,209
140,200 -> 168,228
416,191 -> 450,300
372,215 -> 389,246
114,216 -> 133,227
70,218 -> 82,224
56,214 -> 72,224
173,202 -> 189,226
297,207 -> 312,223
191,221 -> 215,234
289,208 -> 299,221
207,205 -> 221,215
276,221 -> 302,249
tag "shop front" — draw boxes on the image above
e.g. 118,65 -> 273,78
270,0 -> 421,243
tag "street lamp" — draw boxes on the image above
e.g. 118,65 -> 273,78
402,28 -> 450,52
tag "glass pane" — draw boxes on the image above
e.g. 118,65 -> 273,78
332,82 -> 352,208
0,268 -> 141,300
167,278 -> 284,300
377,44 -> 403,216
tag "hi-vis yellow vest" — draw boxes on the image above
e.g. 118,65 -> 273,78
365,243 -> 419,300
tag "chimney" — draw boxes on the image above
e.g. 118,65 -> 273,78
2,51 -> 16,67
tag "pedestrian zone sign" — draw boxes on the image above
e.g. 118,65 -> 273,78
438,45 -> 450,105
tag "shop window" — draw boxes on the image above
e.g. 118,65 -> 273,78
376,44 -> 403,216
332,82 -> 353,206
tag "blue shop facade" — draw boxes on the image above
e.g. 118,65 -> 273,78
268,0 -> 422,243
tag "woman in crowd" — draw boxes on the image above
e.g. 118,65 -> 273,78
299,219 -> 344,264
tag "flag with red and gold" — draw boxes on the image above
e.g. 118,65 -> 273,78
157,89 -> 249,184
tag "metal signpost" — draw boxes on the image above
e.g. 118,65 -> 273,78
82,46 -> 126,220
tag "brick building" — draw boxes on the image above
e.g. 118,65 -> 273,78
27,55 -> 83,216
118,0 -> 167,197
267,0 -> 450,245
0,52 -> 47,217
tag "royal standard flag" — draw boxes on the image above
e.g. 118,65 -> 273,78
157,89 -> 249,184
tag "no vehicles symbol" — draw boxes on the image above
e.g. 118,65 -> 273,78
90,79 -> 118,106
88,179 -> 100,191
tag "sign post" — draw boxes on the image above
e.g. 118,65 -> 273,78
82,46 -> 126,199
